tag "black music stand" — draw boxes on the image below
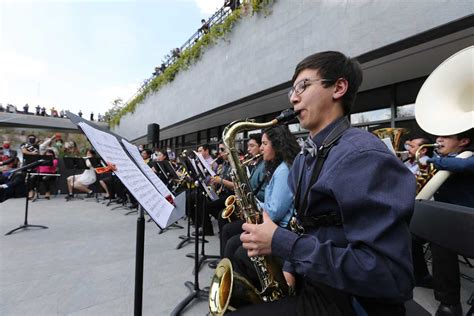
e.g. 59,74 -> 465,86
5,159 -> 49,235
151,161 -> 184,233
171,152 -> 218,316
63,157 -> 88,200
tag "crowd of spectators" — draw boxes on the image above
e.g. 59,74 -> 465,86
0,103 -> 107,122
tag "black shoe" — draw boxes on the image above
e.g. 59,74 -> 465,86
86,192 -> 94,198
65,194 -> 73,201
415,274 -> 433,289
435,303 -> 462,316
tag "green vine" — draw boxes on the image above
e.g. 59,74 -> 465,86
109,0 -> 274,127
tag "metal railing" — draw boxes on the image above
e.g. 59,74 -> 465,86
123,5 -> 234,107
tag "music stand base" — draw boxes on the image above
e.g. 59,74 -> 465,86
170,281 -> 209,316
185,253 -> 220,274
5,224 -> 48,236
176,236 -> 195,249
158,222 -> 184,235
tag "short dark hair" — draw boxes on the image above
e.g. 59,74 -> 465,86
457,128 -> 473,148
198,144 -> 211,152
143,149 -> 152,157
248,133 -> 262,146
292,51 -> 363,115
411,137 -> 434,157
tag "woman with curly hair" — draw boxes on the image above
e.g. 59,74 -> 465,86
215,125 -> 300,274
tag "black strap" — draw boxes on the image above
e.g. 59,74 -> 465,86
294,117 -> 351,217
299,213 -> 342,228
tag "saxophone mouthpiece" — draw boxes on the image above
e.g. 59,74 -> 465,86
275,108 -> 300,124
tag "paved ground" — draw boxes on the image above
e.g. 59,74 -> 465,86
0,196 -> 472,315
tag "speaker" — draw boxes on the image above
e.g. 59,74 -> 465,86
147,123 -> 160,145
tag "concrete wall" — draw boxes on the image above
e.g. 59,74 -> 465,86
113,0 -> 473,140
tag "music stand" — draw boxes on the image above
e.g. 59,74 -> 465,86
170,152 -> 219,316
5,159 -> 49,235
63,157 -> 88,200
151,161 -> 184,234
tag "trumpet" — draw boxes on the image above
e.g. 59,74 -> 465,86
415,143 -> 439,194
241,153 -> 262,166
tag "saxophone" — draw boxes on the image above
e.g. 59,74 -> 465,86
209,109 -> 299,315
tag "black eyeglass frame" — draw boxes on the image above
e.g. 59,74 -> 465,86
287,78 -> 336,101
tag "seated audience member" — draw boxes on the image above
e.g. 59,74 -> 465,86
65,149 -> 97,200
0,169 -> 26,203
424,129 -> 474,316
29,149 -> 58,199
0,141 -> 19,172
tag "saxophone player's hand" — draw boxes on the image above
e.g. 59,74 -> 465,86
240,211 -> 277,257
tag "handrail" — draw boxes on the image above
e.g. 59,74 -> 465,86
122,5 -> 234,107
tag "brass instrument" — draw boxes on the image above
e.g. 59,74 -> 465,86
372,128 -> 409,154
209,109 -> 298,315
414,143 -> 439,194
221,153 -> 263,222
241,153 -> 262,166
415,46 -> 473,199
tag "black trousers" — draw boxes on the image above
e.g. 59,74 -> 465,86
220,219 -> 243,258
229,280 -> 356,316
432,243 -> 460,305
411,234 -> 430,282
231,246 -> 406,316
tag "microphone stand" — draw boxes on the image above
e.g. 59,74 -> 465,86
5,160 -> 49,235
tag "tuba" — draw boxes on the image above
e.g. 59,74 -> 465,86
372,127 -> 409,154
415,46 -> 473,200
209,109 -> 299,315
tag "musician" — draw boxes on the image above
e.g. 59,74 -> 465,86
404,136 -> 432,174
200,142 -> 234,236
198,143 -> 218,172
65,149 -> 97,200
20,135 -> 39,157
29,149 -> 58,200
217,133 -> 267,261
230,125 -> 299,283
425,129 -> 474,316
403,136 -> 435,289
236,51 -> 416,315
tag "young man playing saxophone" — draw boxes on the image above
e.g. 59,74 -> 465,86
235,51 -> 416,315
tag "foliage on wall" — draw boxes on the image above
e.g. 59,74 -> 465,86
109,0 -> 274,127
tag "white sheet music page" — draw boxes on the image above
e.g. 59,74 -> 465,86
195,151 -> 216,177
78,123 -> 175,228
121,139 -> 174,200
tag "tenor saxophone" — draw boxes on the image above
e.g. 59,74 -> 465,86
209,109 -> 299,315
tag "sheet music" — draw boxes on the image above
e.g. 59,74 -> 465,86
78,122 -> 175,228
195,152 -> 216,177
121,139 -> 174,199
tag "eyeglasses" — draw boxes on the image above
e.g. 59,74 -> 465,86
288,78 -> 335,101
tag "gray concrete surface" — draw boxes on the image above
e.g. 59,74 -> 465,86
0,196 -> 218,315
1,196 -> 473,315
